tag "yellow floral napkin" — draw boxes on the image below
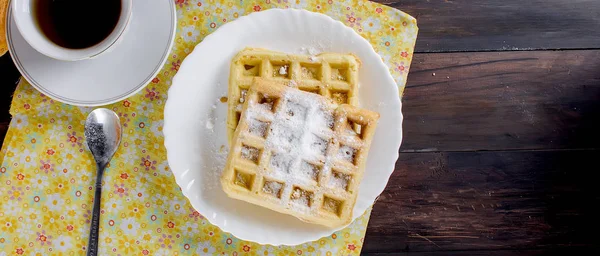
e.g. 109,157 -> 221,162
0,0 -> 416,255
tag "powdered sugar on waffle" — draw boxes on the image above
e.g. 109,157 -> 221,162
243,88 -> 353,212
265,90 -> 331,157
299,46 -> 321,62
329,172 -> 351,191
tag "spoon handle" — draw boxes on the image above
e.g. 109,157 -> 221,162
86,182 -> 103,256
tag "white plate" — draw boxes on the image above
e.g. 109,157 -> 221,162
6,0 -> 176,106
164,9 -> 402,246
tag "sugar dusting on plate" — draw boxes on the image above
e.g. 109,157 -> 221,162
202,97 -> 229,192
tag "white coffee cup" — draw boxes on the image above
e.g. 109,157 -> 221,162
11,0 -> 133,61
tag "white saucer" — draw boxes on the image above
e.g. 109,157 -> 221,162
7,0 -> 176,106
164,9 -> 402,245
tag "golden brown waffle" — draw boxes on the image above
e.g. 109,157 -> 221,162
227,47 -> 361,143
221,78 -> 379,228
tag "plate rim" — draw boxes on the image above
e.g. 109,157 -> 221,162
5,1 -> 177,107
164,8 -> 404,245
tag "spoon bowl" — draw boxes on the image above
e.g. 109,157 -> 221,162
85,109 -> 122,168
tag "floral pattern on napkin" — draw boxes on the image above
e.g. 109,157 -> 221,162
0,0 -> 416,255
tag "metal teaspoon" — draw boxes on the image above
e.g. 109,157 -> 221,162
84,108 -> 122,256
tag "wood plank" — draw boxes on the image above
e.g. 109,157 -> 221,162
0,122 -> 8,143
363,150 -> 600,253
0,54 -> 19,121
363,246 -> 599,255
402,50 -> 600,152
376,0 -> 600,52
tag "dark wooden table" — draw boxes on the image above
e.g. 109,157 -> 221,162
1,0 -> 599,254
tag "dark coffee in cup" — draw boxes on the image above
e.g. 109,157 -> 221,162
34,0 -> 122,49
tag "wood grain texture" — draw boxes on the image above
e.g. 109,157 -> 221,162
0,54 -> 18,120
402,50 -> 600,152
0,122 -> 8,144
373,0 -> 600,52
363,150 -> 600,253
364,247 -> 599,256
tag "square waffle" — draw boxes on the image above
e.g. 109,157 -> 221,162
227,47 -> 361,143
221,78 -> 379,228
